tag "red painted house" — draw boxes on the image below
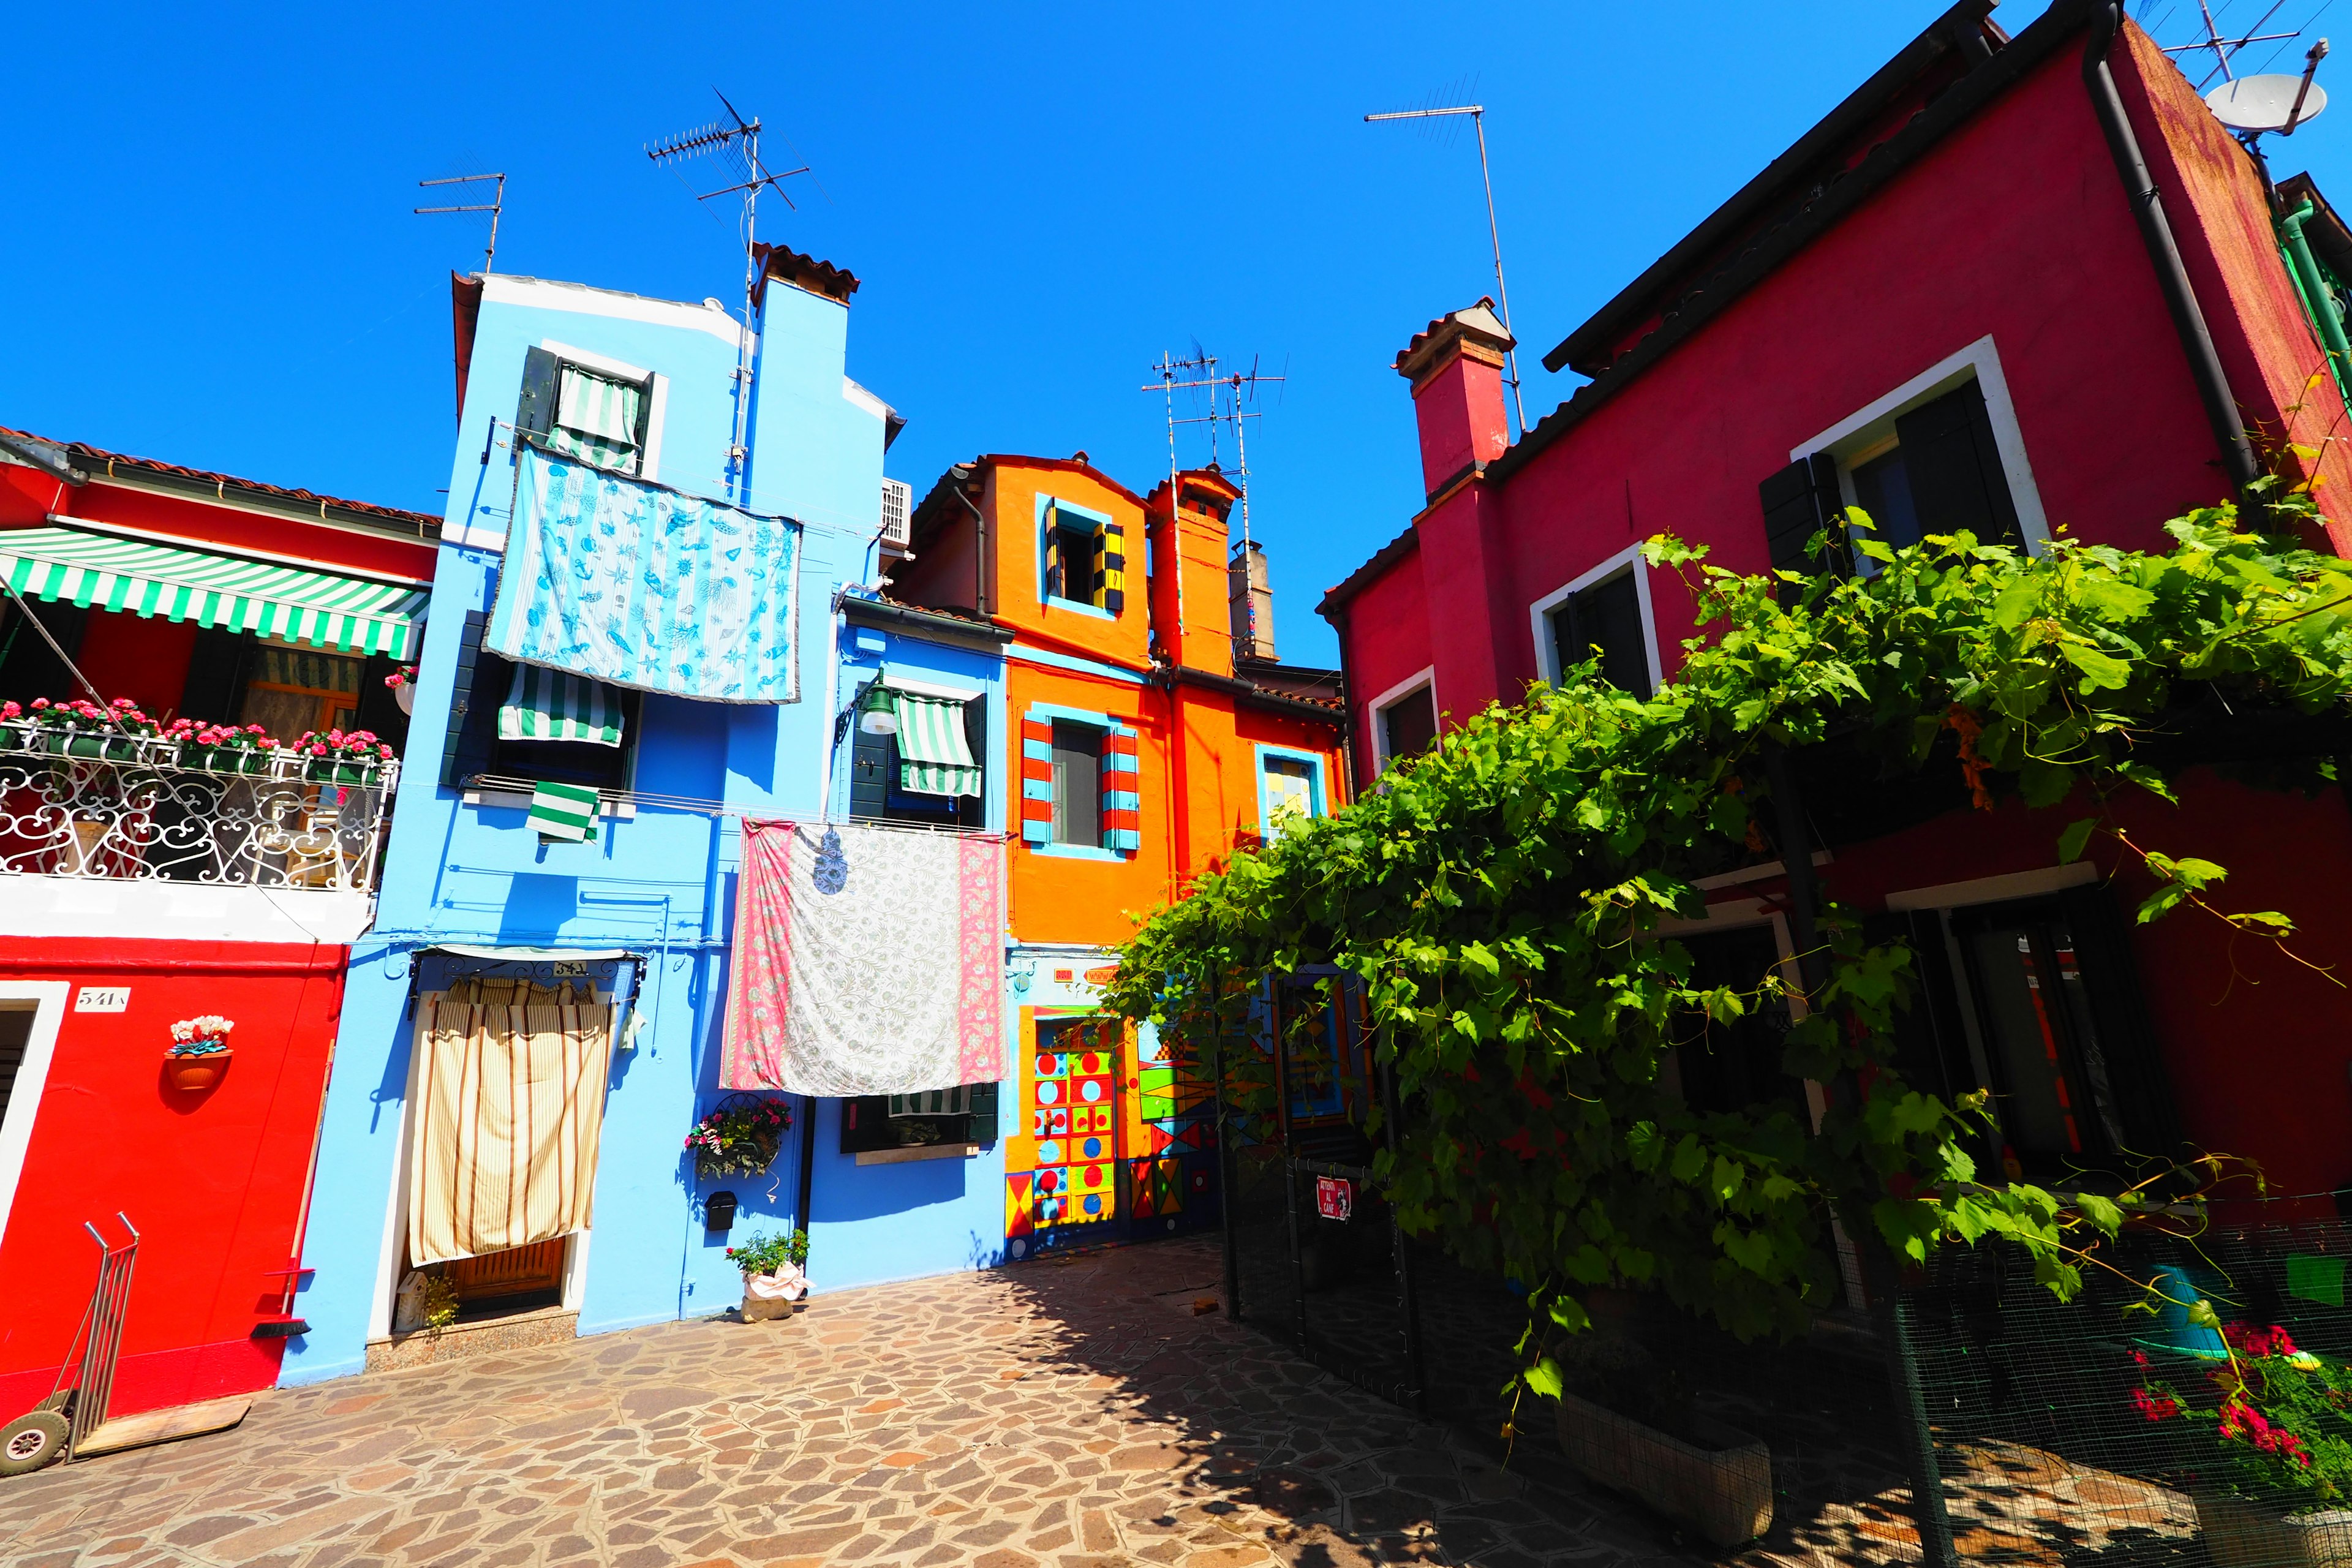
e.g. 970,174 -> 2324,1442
1321,1 -> 2352,1203
0,429 -> 434,1427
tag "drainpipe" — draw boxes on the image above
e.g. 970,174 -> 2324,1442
2280,199 -> 2352,400
949,467 -> 989,617
2082,1 -> 2262,503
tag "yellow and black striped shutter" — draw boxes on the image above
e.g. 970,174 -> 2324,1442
1096,522 -> 1125,612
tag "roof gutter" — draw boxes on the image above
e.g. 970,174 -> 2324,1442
1147,663 -> 1349,723
2082,1 -> 2261,502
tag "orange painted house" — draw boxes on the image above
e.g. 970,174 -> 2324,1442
892,453 -> 1346,1254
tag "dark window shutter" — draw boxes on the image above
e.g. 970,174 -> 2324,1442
1758,453 -> 1850,596
515,347 -> 560,441
967,1079 -> 1000,1145
442,610 -> 505,789
353,653 -> 411,753
1556,570 -> 1652,698
1866,909 -> 2003,1176
1380,687 -> 1438,761
176,626 -> 255,725
2057,883 -> 2180,1157
1893,380 -> 2021,548
959,693 -> 987,831
848,710 -> 892,822
0,598 -> 88,708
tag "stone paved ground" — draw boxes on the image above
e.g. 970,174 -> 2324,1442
0,1237 -> 1708,1568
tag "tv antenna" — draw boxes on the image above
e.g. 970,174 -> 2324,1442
2164,0 -> 2304,89
1141,349 -> 1285,554
1365,100 -> 1528,438
2206,37 -> 2330,141
647,90 -> 812,480
414,173 -> 506,273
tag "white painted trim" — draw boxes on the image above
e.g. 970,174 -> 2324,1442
854,1141 -> 983,1166
20,467 -> 437,546
1692,850 -> 1833,891
1789,334 -> 2051,553
841,378 -> 891,422
369,998 -> 425,1340
879,671 -> 986,702
0,879 -> 376,944
1885,861 -> 2097,912
562,1227 -> 591,1311
42,513 -> 432,587
1366,666 -> 1437,771
0,982 -> 70,1259
1527,541 -> 1665,692
539,340 -> 666,484
483,274 -> 750,348
464,789 -> 638,821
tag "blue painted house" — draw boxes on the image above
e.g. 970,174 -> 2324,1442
284,248 -> 1013,1385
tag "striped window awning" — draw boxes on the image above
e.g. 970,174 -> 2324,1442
500,665 -> 625,747
891,691 -> 980,797
544,366 -> 644,476
0,524 -> 424,658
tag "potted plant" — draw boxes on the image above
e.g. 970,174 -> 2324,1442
1552,1332 -> 1773,1550
726,1229 -> 809,1323
166,718 -> 279,776
165,1015 -> 235,1091
384,665 -> 418,717
685,1096 -> 793,1180
297,728 -> 395,785
2134,1317 -> 2352,1566
20,696 -> 157,760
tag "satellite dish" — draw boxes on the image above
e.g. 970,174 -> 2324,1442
2207,74 -> 2328,133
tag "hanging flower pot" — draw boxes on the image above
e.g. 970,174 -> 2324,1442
166,1016 -> 236,1093
686,1095 -> 793,1180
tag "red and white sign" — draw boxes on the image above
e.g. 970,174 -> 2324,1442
1314,1175 -> 1353,1222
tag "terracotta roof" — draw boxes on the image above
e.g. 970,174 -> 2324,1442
0,424 -> 440,533
753,243 -> 861,306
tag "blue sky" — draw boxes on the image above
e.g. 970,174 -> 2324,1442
6,1 -> 2345,666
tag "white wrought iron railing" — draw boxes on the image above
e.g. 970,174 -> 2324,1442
0,732 -> 398,893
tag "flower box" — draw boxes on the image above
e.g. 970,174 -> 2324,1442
165,1047 -> 232,1092
1556,1390 -> 1773,1550
2198,1492 -> 2352,1568
306,758 -> 379,786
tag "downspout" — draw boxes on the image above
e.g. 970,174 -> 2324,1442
951,474 -> 989,617
2280,199 -> 2352,401
2082,1 -> 2262,502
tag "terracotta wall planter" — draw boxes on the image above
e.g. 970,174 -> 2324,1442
165,1050 -> 233,1093
2198,1491 -> 2352,1568
1556,1391 -> 1773,1549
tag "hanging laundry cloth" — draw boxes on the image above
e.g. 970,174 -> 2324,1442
500,664 -> 625,746
407,984 -> 615,1265
488,445 -> 802,703
720,820 -> 1003,1095
527,782 -> 600,843
891,691 -> 980,797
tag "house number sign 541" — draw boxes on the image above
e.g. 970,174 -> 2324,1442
1314,1175 -> 1352,1222
75,987 -> 131,1012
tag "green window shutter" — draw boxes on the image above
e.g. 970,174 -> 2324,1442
967,1078 -> 1000,1145
441,610 -> 505,790
515,347 -> 560,440
848,717 -> 893,821
1757,454 -> 1850,599
2057,883 -> 2181,1158
1894,380 -> 2021,548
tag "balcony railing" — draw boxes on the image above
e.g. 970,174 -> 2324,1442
0,733 -> 398,894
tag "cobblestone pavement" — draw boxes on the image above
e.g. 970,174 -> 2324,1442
0,1237 -> 1706,1568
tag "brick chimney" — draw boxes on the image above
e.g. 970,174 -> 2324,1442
1146,467 -> 1242,678
1393,298 -> 1513,500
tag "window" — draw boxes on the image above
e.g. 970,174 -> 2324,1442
1376,682 -> 1438,768
839,1082 -> 999,1156
1038,498 -> 1126,614
516,347 -> 657,479
847,683 -> 986,831
0,1008 -> 31,1131
1669,925 -> 1805,1120
1544,566 -> 1653,698
238,641 -> 363,742
444,611 -> 638,793
1761,342 -> 2043,590
1051,720 -> 1102,847
1258,750 -> 1323,839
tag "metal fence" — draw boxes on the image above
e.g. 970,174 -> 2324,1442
0,737 -> 395,892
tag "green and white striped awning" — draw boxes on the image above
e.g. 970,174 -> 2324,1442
500,664 -> 625,747
892,690 -> 980,797
0,525 -> 424,658
545,366 -> 643,475
527,781 -> 601,843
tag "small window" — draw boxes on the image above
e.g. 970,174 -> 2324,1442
1377,685 -> 1438,767
0,1006 -> 34,1129
238,641 -> 363,743
1670,925 -> 1804,1120
1047,518 -> 1095,602
848,688 -> 985,831
442,611 -> 638,793
516,348 -> 654,478
1547,568 -> 1652,698
1039,500 -> 1126,613
840,1082 -> 1000,1153
1051,720 -> 1103,847
1956,902 -> 2127,1171
1262,755 -> 1319,837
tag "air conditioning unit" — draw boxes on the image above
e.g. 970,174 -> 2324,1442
889,1085 -> 971,1118
880,477 -> 913,553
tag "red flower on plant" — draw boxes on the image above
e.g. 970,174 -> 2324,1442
2132,1387 -> 2179,1422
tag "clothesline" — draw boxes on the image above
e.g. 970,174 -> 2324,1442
477,420 -> 894,542
469,773 -> 1004,839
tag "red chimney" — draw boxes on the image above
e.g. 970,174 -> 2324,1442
1393,299 -> 1513,499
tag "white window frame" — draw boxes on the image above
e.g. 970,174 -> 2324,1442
1790,334 -> 2049,556
1528,541 -> 1665,693
538,339 -> 669,484
0,982 -> 70,1258
1367,666 -> 1438,771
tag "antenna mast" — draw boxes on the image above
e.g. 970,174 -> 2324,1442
1365,102 -> 1528,438
415,173 -> 507,273
648,91 -> 812,489
1140,350 -> 1285,551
